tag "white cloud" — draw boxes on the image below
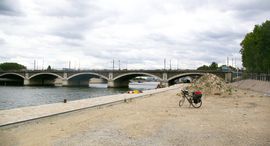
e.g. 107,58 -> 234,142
0,0 -> 269,69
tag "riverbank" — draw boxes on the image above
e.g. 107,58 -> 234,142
1,84 -> 269,146
0,84 -> 179,126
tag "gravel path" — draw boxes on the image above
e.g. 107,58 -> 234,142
230,79 -> 270,94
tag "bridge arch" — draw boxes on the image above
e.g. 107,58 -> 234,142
66,72 -> 109,86
0,73 -> 25,86
113,72 -> 162,81
0,73 -> 25,79
109,72 -> 162,88
167,73 -> 205,81
27,72 -> 63,86
29,72 -> 63,80
167,72 -> 205,85
67,72 -> 109,81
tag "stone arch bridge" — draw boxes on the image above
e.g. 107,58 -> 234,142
0,70 -> 232,87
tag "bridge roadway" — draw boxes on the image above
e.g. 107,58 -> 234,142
0,69 -> 232,87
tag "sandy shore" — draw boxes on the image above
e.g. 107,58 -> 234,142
1,86 -> 270,146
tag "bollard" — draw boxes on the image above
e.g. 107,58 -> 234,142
63,99 -> 67,103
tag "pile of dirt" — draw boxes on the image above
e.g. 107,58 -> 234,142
187,73 -> 233,96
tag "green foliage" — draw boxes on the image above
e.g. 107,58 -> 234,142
197,62 -> 218,70
0,62 -> 26,71
197,65 -> 209,70
240,20 -> 270,73
209,62 -> 218,70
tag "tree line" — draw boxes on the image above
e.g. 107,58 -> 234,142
0,62 -> 53,71
197,62 -> 237,71
240,20 -> 270,73
0,62 -> 26,71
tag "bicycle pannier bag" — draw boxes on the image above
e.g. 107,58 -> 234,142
193,91 -> 202,103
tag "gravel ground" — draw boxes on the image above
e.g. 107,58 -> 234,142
230,79 -> 270,94
1,86 -> 270,146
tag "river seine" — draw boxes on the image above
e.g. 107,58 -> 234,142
0,82 -> 159,110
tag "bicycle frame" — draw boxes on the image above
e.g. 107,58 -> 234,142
178,90 -> 202,108
182,91 -> 193,104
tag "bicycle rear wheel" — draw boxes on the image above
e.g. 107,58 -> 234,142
179,97 -> 185,107
191,100 -> 202,108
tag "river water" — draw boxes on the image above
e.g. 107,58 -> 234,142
0,82 -> 159,110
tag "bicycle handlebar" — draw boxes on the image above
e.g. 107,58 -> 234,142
181,89 -> 189,95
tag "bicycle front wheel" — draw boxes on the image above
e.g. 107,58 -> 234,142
191,100 -> 202,108
179,97 -> 185,107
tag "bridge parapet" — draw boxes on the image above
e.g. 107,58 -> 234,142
0,70 -> 232,87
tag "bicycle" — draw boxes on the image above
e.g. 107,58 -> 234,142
177,90 -> 202,108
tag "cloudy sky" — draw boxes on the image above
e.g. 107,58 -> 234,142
0,0 -> 269,70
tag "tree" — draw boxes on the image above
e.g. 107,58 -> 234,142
0,62 -> 26,71
197,62 -> 218,71
197,65 -> 209,70
240,20 -> 270,73
209,62 -> 218,70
